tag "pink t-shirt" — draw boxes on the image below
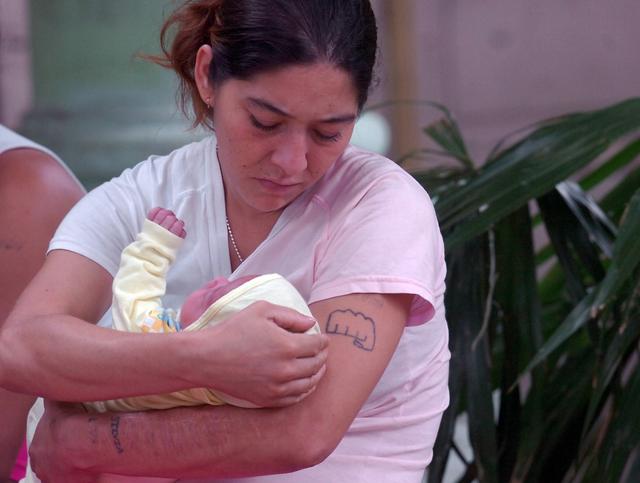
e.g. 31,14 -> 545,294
38,137 -> 450,483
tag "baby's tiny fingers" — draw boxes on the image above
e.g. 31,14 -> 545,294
169,219 -> 186,238
150,208 -> 173,225
147,206 -> 162,220
159,213 -> 177,230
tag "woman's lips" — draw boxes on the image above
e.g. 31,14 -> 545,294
256,178 -> 301,194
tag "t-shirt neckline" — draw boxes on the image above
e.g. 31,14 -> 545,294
212,137 -> 312,275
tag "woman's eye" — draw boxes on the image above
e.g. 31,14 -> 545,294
315,130 -> 341,143
250,115 -> 279,132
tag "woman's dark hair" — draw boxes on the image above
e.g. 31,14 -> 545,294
152,0 -> 377,129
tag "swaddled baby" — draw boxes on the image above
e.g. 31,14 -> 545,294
84,207 -> 320,413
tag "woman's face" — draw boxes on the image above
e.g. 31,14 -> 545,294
211,62 -> 359,216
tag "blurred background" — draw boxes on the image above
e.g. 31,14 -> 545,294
1,2 -> 639,482
1,0 -> 639,188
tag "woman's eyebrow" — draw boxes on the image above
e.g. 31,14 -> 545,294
247,97 -> 356,124
319,113 -> 357,125
248,97 -> 290,117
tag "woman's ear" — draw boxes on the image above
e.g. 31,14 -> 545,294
195,44 -> 215,107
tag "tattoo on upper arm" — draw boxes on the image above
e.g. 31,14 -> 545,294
326,309 -> 376,351
111,415 -> 125,454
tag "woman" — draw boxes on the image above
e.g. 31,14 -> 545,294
0,1 -> 449,481
0,124 -> 85,482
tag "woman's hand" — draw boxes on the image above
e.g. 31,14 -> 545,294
191,301 -> 329,407
29,401 -> 97,483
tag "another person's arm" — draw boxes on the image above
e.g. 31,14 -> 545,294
28,292 -> 410,480
0,148 -> 83,480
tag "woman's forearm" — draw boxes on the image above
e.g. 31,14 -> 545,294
0,313 -> 196,401
0,302 -> 327,406
0,249 -> 186,402
0,244 -> 326,407
32,293 -> 410,480
53,404 -> 315,479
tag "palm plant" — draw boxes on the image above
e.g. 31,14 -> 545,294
403,98 -> 640,483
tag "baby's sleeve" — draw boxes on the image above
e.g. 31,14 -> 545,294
111,219 -> 184,333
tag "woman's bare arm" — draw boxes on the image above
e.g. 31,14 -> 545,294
29,292 -> 411,480
0,148 -> 84,479
0,248 -> 327,405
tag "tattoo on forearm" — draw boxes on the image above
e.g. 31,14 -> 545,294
111,415 -> 125,454
88,415 -> 98,444
326,309 -> 376,351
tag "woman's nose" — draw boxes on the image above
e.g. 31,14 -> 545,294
270,133 -> 308,176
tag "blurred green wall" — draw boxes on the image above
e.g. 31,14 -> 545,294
23,0 -> 203,189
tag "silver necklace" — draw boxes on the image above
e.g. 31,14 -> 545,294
218,146 -> 244,264
225,217 -> 244,263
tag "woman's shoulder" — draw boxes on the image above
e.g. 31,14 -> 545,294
314,145 -> 433,214
123,135 -> 217,189
49,136 -> 220,275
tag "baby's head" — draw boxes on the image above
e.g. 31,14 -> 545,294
180,275 -> 256,327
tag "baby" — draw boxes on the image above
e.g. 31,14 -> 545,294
84,207 -> 320,413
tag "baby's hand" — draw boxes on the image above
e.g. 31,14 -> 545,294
147,207 -> 186,238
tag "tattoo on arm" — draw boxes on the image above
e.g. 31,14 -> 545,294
88,415 -> 98,444
325,309 -> 376,351
110,415 -> 125,454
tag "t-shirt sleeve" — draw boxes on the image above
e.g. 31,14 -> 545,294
48,158 -> 162,276
308,172 -> 446,326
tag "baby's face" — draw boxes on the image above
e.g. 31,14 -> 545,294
180,275 -> 256,326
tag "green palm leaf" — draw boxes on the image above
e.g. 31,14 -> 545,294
435,98 -> 640,250
520,189 -> 640,376
417,97 -> 640,482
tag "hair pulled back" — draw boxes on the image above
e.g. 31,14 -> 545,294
154,0 -> 378,129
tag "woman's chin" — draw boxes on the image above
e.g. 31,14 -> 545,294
250,193 -> 302,214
